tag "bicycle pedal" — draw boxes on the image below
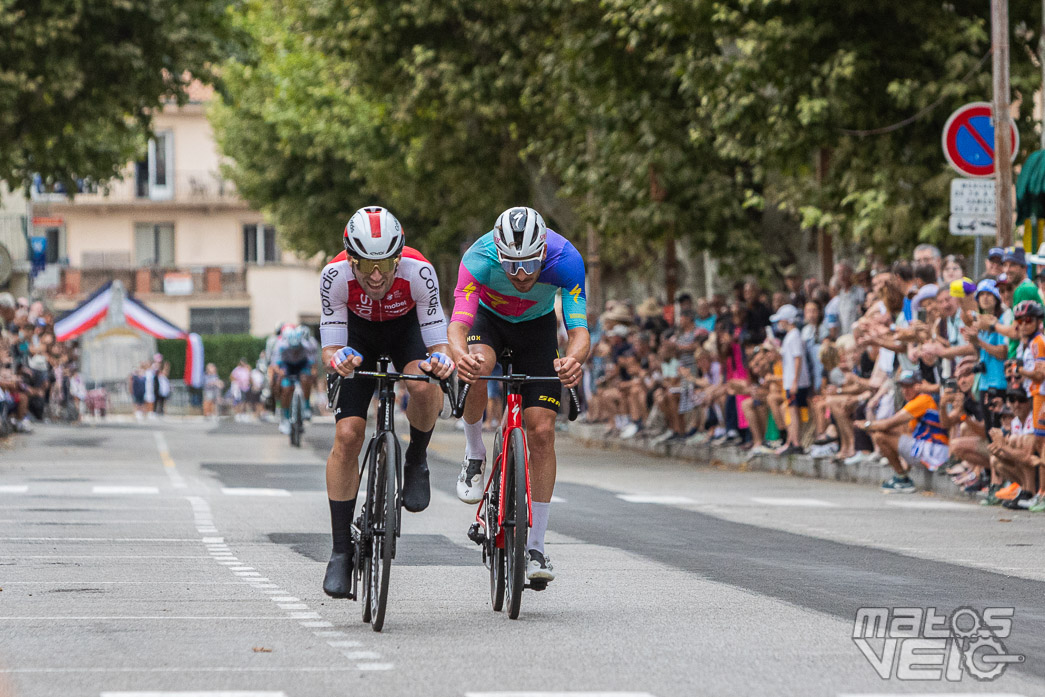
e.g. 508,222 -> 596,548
526,581 -> 548,592
467,522 -> 486,545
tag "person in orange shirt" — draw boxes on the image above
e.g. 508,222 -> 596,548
864,370 -> 949,493
1005,300 -> 1045,509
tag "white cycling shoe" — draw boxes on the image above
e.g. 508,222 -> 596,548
456,458 -> 485,504
278,418 -> 291,435
526,549 -> 555,582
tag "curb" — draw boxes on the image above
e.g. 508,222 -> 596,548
566,422 -> 969,500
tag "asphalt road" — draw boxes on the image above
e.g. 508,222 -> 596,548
1,415 -> 1044,697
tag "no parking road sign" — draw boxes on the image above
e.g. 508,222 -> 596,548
942,102 -> 1018,178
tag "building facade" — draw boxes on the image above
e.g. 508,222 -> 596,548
30,85 -> 322,335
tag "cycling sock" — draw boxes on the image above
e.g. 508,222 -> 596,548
464,419 -> 486,461
527,501 -> 550,555
405,425 -> 433,466
282,407 -> 290,419
329,498 -> 356,554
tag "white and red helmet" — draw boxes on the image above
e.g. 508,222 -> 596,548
343,206 -> 405,260
493,206 -> 547,260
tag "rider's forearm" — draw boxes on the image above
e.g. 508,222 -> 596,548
564,327 -> 591,365
426,342 -> 450,356
447,321 -> 470,362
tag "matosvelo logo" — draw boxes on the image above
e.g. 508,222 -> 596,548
852,607 -> 1024,681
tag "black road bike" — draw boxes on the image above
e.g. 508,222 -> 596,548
327,355 -> 453,632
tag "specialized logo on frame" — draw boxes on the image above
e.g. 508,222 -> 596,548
852,607 -> 1024,681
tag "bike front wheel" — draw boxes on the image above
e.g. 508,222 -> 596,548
487,459 -> 505,612
368,431 -> 398,632
504,427 -> 528,620
289,388 -> 303,447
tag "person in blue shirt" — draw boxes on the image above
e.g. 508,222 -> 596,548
961,279 -> 1008,396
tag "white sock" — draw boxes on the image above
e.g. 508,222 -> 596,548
527,501 -> 551,554
464,419 -> 486,461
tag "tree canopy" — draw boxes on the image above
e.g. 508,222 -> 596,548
213,0 -> 1044,273
0,0 -> 232,195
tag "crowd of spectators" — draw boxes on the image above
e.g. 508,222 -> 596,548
582,243 -> 1045,507
0,292 -> 83,434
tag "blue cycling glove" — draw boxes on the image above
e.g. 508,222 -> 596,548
427,351 -> 456,372
330,347 -> 363,372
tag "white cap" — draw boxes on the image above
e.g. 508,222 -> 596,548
769,304 -> 800,324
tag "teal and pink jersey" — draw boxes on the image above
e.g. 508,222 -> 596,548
451,230 -> 588,330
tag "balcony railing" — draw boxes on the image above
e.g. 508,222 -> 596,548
31,170 -> 241,206
56,265 -> 248,300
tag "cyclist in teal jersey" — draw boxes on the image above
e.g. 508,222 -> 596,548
448,206 -> 590,582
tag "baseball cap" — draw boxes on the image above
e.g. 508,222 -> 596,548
988,246 -> 1005,261
1003,247 -> 1027,264
769,304 -> 800,324
896,370 -> 919,386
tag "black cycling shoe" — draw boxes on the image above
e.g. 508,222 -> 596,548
402,459 -> 431,513
322,550 -> 354,598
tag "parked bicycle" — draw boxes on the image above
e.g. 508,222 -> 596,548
455,349 -> 578,619
326,355 -> 454,631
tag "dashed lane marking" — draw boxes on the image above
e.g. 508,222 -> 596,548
0,485 -> 28,493
92,486 -> 159,495
221,488 -> 291,497
749,497 -> 839,508
357,664 -> 394,671
616,494 -> 694,505
465,693 -> 658,697
102,692 -> 287,697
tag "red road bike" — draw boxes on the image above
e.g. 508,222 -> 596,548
454,350 -> 578,619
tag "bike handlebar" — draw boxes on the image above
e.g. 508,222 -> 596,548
325,369 -> 454,410
451,378 -> 580,423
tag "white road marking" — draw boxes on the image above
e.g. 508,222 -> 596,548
102,692 -> 287,697
314,631 -> 346,637
0,485 -> 28,493
326,640 -> 362,648
341,651 -> 381,660
0,616 -> 305,621
277,603 -> 307,610
300,621 -> 333,628
839,694 -> 1027,697
884,500 -> 971,510
2,668 -> 359,675
201,537 -> 224,543
288,612 -> 321,619
0,537 -> 201,542
229,567 -> 254,571
750,497 -> 839,508
271,597 -> 298,602
616,494 -> 694,505
253,584 -> 280,589
357,663 -> 394,671
93,486 -> 159,495
221,488 -> 291,497
465,694 -> 658,697
233,572 -> 261,577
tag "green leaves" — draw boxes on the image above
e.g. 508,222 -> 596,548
0,0 -> 232,194
213,0 -> 1043,276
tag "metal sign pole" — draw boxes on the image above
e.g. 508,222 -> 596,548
992,0 -> 1014,247
974,236 -> 983,278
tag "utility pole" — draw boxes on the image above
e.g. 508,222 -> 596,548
992,0 -> 1014,247
585,130 -> 603,321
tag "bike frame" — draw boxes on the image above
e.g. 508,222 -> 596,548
496,391 -> 531,531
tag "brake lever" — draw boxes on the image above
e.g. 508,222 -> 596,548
567,386 -> 580,422
326,373 -> 342,410
453,383 -> 471,419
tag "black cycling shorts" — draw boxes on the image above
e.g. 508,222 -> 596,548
467,306 -> 561,413
333,311 -> 429,421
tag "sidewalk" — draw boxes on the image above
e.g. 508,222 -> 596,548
566,422 -> 968,499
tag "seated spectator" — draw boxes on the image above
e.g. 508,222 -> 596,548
866,370 -> 950,493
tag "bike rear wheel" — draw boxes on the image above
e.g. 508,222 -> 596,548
289,388 -> 303,447
368,431 -> 398,632
504,428 -> 528,619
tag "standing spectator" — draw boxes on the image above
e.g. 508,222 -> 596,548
833,262 -> 864,334
202,363 -> 223,419
941,255 -> 966,285
783,265 -> 806,308
230,358 -> 252,422
742,281 -> 772,343
1004,247 -> 1043,306
143,358 -> 157,419
771,305 -> 809,455
129,363 -> 147,422
694,297 -> 716,332
913,243 -> 943,280
155,361 -> 171,416
984,247 -> 1005,278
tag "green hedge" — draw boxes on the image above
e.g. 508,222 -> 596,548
157,334 -> 267,380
